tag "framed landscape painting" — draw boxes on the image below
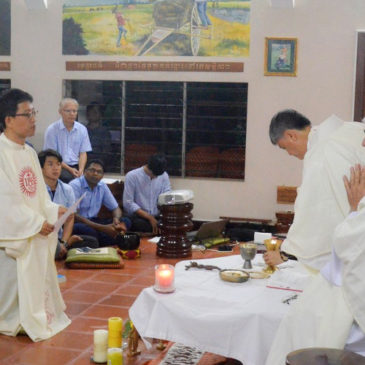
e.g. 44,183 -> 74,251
264,37 -> 297,76
62,0 -> 251,57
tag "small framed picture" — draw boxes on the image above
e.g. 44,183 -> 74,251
264,37 -> 297,76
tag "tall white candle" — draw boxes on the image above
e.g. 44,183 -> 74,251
94,329 -> 108,363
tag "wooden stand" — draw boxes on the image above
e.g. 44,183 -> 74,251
275,211 -> 294,233
157,203 -> 194,258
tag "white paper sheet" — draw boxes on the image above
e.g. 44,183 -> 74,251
53,193 -> 86,233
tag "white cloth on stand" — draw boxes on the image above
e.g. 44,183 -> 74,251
0,134 -> 70,341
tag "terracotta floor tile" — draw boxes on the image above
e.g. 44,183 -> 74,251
116,284 -> 145,296
7,346 -> 79,365
75,281 -> 121,294
129,276 -> 155,286
59,278 -> 84,292
0,339 -> 29,360
119,266 -> 149,275
38,331 -> 93,351
92,272 -> 134,284
65,302 -> 91,316
61,270 -> 97,281
81,305 -> 129,320
70,348 -> 94,365
99,294 -> 137,307
63,290 -> 108,304
64,317 -> 108,333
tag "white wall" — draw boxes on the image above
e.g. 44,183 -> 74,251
1,0 -> 364,220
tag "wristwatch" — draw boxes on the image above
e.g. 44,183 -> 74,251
59,239 -> 70,250
279,251 -> 289,262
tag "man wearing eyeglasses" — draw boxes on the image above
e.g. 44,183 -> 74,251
43,98 -> 92,183
0,88 -> 70,341
69,159 -> 131,246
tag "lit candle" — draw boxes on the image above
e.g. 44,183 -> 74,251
93,329 -> 108,363
107,347 -> 123,365
154,264 -> 175,293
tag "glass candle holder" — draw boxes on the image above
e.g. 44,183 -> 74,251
107,347 -> 123,365
154,264 -> 175,293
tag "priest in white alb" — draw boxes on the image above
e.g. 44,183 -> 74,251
265,163 -> 365,364
264,109 -> 365,271
0,89 -> 70,341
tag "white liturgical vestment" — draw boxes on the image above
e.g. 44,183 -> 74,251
281,115 -> 365,271
265,199 -> 365,365
0,133 -> 70,341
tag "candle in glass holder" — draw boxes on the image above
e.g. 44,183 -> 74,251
107,347 -> 123,365
154,264 -> 175,293
93,329 -> 108,363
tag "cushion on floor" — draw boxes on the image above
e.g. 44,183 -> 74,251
65,247 -> 124,269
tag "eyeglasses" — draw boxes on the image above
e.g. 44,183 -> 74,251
14,110 -> 38,119
62,109 -> 78,114
86,168 -> 104,175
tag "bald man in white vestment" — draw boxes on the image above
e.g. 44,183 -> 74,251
0,89 -> 70,341
265,109 -> 365,271
265,164 -> 365,365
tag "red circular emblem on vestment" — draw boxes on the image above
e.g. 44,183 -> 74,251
19,167 -> 37,197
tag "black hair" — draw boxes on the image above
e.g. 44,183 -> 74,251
85,159 -> 105,172
86,101 -> 103,115
0,88 -> 33,131
38,149 -> 63,168
147,154 -> 167,176
269,109 -> 311,145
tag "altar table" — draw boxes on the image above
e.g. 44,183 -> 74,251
129,255 -> 310,365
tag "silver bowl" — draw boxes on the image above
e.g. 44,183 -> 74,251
239,243 -> 257,269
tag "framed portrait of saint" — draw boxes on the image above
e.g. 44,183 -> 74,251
264,37 -> 297,76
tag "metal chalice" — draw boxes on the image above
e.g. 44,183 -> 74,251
263,238 -> 283,274
240,243 -> 257,269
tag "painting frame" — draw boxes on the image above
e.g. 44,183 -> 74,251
264,37 -> 297,76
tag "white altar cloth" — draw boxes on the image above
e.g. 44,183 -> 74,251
129,255 -> 309,365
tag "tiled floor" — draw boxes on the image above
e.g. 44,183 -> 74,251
0,239 -> 236,365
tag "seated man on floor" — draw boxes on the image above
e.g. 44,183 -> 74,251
123,154 -> 171,234
38,149 -> 98,259
70,159 -> 131,246
265,163 -> 365,364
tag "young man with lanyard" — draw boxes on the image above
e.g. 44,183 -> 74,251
38,149 -> 98,259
